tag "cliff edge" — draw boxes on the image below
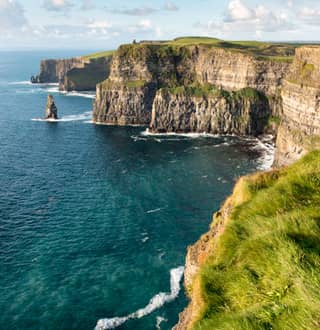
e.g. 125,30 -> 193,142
175,151 -> 320,330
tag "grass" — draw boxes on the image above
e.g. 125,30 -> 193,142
83,50 -> 115,60
192,151 -> 320,330
164,84 -> 267,103
125,80 -> 146,88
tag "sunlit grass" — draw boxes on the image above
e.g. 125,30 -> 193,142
193,151 -> 320,330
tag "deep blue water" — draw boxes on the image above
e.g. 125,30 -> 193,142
0,51 -> 269,330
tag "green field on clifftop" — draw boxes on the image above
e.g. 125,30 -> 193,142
82,37 -> 318,63
194,151 -> 320,330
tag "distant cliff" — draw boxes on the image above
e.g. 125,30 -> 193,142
31,53 -> 113,91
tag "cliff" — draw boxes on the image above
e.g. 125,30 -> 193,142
150,87 -> 270,135
93,40 -> 290,131
274,47 -> 320,166
175,151 -> 320,330
31,53 -> 113,91
31,57 -> 84,84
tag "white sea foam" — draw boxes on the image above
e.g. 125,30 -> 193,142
253,135 -> 275,170
141,128 -> 219,138
141,237 -> 149,243
61,91 -> 96,99
95,266 -> 184,330
156,316 -> 167,330
146,208 -> 162,214
31,111 -> 92,122
9,80 -> 32,85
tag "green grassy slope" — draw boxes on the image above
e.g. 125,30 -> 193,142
194,151 -> 320,330
83,50 -> 115,60
83,37 -> 318,63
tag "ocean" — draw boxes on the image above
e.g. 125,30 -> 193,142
0,50 -> 273,330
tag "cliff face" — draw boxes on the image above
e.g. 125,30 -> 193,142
274,47 -> 320,166
61,57 -> 112,92
194,47 -> 288,96
31,58 -> 84,84
93,81 -> 156,125
150,87 -> 270,135
31,55 -> 112,91
93,44 -> 288,130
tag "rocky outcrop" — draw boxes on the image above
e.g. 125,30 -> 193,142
150,87 -> 270,135
93,44 -> 289,128
45,95 -> 58,120
274,47 -> 320,166
31,55 -> 113,92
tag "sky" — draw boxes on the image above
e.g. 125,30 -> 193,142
0,0 -> 320,50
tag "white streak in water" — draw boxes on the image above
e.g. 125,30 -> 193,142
156,316 -> 167,330
95,266 -> 184,330
253,135 -> 275,171
31,111 -> 92,122
146,208 -> 162,214
141,128 -> 220,138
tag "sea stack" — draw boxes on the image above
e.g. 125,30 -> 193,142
45,95 -> 58,120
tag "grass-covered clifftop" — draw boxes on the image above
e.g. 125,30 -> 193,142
185,151 -> 320,330
118,37 -> 310,63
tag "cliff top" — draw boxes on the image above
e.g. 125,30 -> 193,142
81,37 -> 319,63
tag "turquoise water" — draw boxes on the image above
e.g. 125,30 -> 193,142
0,51 -> 270,330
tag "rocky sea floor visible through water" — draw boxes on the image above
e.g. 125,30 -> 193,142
0,50 -> 273,330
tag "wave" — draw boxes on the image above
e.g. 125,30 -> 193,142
95,266 -> 185,330
9,80 -> 32,85
253,135 -> 275,171
62,91 -> 96,99
31,111 -> 92,122
141,129 -> 220,139
146,208 -> 162,214
156,316 -> 167,330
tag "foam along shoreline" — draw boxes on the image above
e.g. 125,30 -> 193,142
95,266 -> 184,330
32,111 -> 92,122
141,129 -> 275,171
45,86 -> 96,99
10,81 -> 96,99
9,81 -> 59,86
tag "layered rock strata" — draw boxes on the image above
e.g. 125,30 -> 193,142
150,87 -> 270,135
93,44 -> 289,131
274,46 -> 320,166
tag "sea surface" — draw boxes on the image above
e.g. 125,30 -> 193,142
0,50 -> 273,330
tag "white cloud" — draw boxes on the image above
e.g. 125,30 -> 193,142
81,0 -> 94,10
164,1 -> 179,12
111,6 -> 158,16
226,0 -> 253,21
43,0 -> 74,12
88,20 -> 112,29
197,0 -> 294,36
0,0 -> 28,31
298,7 -> 320,24
287,0 -> 293,9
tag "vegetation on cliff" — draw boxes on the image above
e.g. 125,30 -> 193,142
189,151 -> 320,330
